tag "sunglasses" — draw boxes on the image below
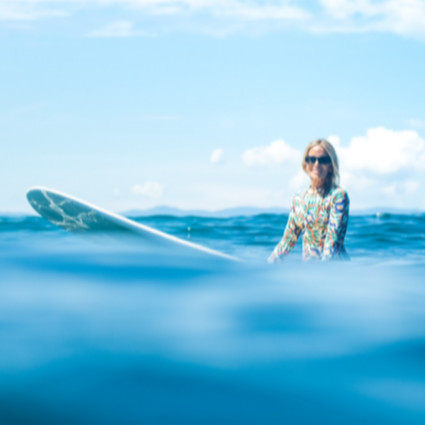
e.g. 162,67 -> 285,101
305,156 -> 331,165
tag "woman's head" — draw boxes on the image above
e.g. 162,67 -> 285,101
302,139 -> 340,189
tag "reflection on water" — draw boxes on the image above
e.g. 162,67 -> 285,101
1,214 -> 425,423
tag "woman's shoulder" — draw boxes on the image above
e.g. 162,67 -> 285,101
329,185 -> 349,197
328,185 -> 350,206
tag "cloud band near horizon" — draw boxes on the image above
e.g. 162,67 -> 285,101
243,127 -> 425,201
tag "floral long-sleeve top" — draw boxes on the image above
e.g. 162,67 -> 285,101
268,185 -> 350,262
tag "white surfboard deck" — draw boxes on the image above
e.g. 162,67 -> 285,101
26,187 -> 239,262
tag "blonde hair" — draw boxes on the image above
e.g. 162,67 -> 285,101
302,139 -> 340,189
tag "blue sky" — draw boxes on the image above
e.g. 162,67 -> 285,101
1,0 -> 425,212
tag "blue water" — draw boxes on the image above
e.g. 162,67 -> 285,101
1,213 -> 425,424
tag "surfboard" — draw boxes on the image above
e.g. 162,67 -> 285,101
26,187 -> 239,261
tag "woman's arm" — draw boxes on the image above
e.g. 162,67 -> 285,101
268,201 -> 302,263
322,188 -> 350,261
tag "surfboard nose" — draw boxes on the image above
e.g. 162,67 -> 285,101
27,187 -> 92,231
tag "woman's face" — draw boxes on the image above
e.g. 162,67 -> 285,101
305,145 -> 332,185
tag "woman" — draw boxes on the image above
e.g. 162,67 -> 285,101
268,139 -> 349,262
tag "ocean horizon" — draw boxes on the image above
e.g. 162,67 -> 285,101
2,205 -> 424,218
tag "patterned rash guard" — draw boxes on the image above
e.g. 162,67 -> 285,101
268,185 -> 350,262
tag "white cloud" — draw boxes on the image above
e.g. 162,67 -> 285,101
321,0 -> 382,20
131,181 -> 164,198
0,0 -> 310,22
215,2 -> 310,21
238,128 -> 424,207
0,1 -> 66,21
335,127 -> 425,174
210,148 -> 224,164
329,129 -> 425,207
2,1 -> 425,39
243,139 -> 301,167
318,0 -> 425,37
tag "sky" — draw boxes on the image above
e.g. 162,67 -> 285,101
1,0 -> 425,213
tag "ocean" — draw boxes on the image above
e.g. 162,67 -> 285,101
1,212 -> 425,424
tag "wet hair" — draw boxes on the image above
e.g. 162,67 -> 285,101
302,139 -> 340,189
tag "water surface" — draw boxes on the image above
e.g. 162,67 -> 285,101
1,213 -> 425,424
